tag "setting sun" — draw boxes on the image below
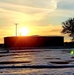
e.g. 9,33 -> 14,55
19,27 -> 29,36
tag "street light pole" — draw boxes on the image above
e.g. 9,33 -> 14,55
15,23 -> 18,36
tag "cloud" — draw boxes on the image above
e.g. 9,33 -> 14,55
28,24 -> 62,36
42,24 -> 62,35
0,0 -> 73,43
0,0 -> 60,23
0,0 -> 59,9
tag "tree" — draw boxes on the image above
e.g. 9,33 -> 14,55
61,18 -> 74,41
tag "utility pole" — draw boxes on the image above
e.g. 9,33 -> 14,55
15,23 -> 18,36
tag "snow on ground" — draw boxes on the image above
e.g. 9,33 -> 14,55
0,48 -> 74,75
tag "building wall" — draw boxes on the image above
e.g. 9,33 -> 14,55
4,36 -> 64,49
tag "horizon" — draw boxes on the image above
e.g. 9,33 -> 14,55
0,35 -> 71,44
0,0 -> 73,43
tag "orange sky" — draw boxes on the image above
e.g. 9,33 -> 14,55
0,25 -> 71,43
0,0 -> 73,43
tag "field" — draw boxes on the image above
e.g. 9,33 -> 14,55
0,48 -> 74,75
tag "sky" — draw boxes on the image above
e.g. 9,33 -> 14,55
0,0 -> 74,43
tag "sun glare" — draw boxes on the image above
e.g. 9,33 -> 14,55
19,27 -> 29,36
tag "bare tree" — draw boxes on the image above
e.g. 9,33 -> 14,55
61,18 -> 74,41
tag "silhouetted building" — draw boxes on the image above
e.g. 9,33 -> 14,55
4,36 -> 64,49
0,44 -> 4,48
64,42 -> 74,48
